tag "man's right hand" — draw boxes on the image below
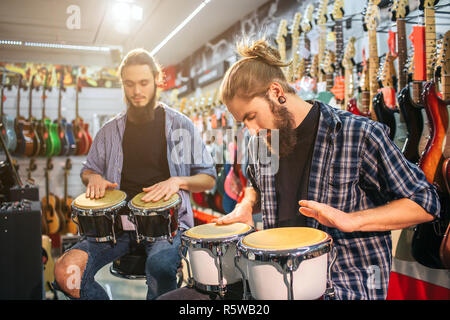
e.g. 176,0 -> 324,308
213,200 -> 254,227
86,173 -> 118,199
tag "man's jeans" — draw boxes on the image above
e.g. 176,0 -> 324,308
59,230 -> 183,300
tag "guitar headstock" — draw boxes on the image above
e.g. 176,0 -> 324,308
378,53 -> 397,88
343,37 -> 356,70
309,55 -> 319,79
300,4 -> 314,33
321,50 -> 336,74
64,158 -> 72,172
419,0 -> 440,11
330,0 -> 345,21
439,30 -> 450,99
391,0 -> 409,21
315,0 -> 329,26
359,49 -> 370,91
276,19 -> 288,47
290,12 -> 302,41
364,0 -> 381,32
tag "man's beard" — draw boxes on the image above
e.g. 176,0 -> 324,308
262,96 -> 297,158
125,89 -> 157,124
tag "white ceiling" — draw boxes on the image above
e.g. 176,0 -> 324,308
0,0 -> 268,66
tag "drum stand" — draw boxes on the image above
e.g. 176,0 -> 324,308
235,246 -> 338,300
179,243 -> 229,298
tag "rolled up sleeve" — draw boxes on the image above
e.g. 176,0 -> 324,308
80,127 -> 106,178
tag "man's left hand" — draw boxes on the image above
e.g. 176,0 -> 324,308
141,177 -> 181,202
298,200 -> 358,233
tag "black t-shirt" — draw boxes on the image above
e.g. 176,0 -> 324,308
120,106 -> 170,201
275,102 -> 320,227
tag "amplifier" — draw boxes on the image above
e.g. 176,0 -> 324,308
0,200 -> 43,300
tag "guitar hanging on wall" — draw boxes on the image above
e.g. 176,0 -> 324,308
0,72 -> 17,153
72,76 -> 90,155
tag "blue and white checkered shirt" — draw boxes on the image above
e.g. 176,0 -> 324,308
246,101 -> 441,300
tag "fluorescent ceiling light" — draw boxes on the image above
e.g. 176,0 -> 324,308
150,0 -> 212,56
0,40 -> 117,52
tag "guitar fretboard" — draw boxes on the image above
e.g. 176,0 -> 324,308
335,20 -> 344,77
397,19 -> 408,90
368,30 -> 379,120
424,7 -> 436,82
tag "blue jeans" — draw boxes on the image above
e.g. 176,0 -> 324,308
64,230 -> 183,300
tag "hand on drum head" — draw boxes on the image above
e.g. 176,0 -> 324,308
213,201 -> 254,227
298,200 -> 357,233
141,177 -> 181,203
86,174 -> 118,199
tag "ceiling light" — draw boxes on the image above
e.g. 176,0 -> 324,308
150,0 -> 212,56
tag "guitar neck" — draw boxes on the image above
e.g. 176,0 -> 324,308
64,170 -> 68,203
75,88 -> 80,118
16,85 -> 21,118
368,30 -> 380,97
344,68 -> 353,106
335,20 -> 344,76
28,85 -> 33,120
318,25 -> 327,81
1,86 -> 4,117
45,169 -> 50,206
397,18 -> 408,89
424,7 -> 436,82
42,87 -> 46,119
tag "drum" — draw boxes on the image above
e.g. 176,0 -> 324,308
71,189 -> 127,243
180,222 -> 254,297
235,227 -> 337,300
128,192 -> 181,243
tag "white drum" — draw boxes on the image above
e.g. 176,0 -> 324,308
235,227 -> 336,300
179,222 -> 254,297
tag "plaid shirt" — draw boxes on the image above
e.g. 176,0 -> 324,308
247,101 -> 441,300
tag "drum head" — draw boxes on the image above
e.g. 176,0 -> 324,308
73,189 -> 126,210
131,192 -> 180,210
242,227 -> 329,250
185,222 -> 252,239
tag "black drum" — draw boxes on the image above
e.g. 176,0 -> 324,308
128,192 -> 181,243
71,189 -> 127,243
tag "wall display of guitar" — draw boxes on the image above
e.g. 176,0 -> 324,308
314,0 -> 329,97
297,4 -> 316,101
61,158 -> 77,235
348,48 -> 370,117
0,72 -> 17,153
287,12 -> 302,84
55,70 -> 76,156
72,76 -> 91,156
42,157 -> 65,234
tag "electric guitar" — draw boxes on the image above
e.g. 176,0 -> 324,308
14,74 -> 35,157
287,12 -> 302,83
297,4 -> 316,101
393,0 -> 425,164
275,18 -> 288,77
349,47 -> 371,117
72,76 -> 90,155
419,31 -> 449,192
26,73 -> 42,157
40,69 -> 60,157
0,72 -> 17,153
56,70 -> 76,156
315,0 -> 329,96
363,0 -> 381,121
343,37 -> 356,109
329,0 -> 346,107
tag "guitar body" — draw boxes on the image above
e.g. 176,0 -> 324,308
373,91 -> 397,141
35,119 -> 48,157
41,193 -> 61,234
398,84 -> 424,164
346,97 -> 369,117
418,81 -> 449,192
62,119 -> 77,155
44,118 -> 60,157
42,235 -> 55,292
84,122 -> 92,153
72,117 -> 89,155
61,196 -> 77,234
1,115 -> 17,152
14,118 -> 34,156
55,120 -> 70,156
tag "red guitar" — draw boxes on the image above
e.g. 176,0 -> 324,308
72,76 -> 90,155
418,30 -> 450,192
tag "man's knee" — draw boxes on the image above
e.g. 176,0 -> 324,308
54,249 -> 88,298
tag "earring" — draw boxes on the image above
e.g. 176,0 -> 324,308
278,96 -> 286,104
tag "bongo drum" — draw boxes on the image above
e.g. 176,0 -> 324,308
128,192 -> 181,243
235,227 -> 337,300
179,222 -> 254,297
71,189 -> 127,243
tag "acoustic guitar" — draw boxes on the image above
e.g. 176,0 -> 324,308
13,74 -> 35,156
72,76 -> 90,155
42,157 -> 63,234
39,69 -> 60,157
61,158 -> 78,235
26,73 -> 42,157
0,72 -> 17,153
42,235 -> 55,293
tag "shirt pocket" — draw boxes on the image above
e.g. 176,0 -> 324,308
328,162 -> 360,211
